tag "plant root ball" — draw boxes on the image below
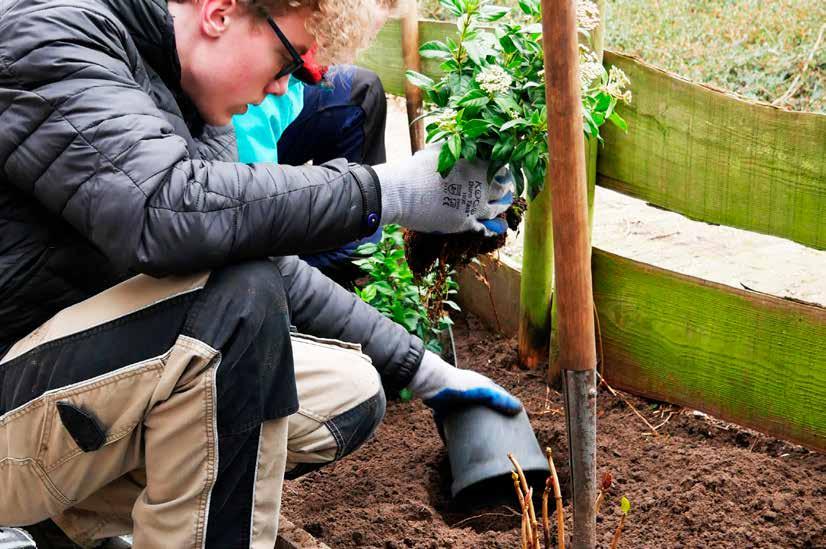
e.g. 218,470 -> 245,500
405,197 -> 527,278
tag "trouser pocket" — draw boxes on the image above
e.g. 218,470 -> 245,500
0,357 -> 165,526
31,358 -> 165,512
0,397 -> 70,525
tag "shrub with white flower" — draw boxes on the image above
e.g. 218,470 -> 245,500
476,65 -> 514,95
407,0 -> 632,200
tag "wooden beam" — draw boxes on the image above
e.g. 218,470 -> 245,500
457,253 -> 826,452
592,249 -> 826,452
598,51 -> 826,251
401,2 -> 425,153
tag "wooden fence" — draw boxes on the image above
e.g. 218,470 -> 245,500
356,19 -> 826,452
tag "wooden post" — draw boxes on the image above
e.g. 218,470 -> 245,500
401,0 -> 425,153
548,0 -> 605,382
541,0 -> 598,547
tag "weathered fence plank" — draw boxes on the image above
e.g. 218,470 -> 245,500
457,254 -> 826,452
599,52 -> 826,250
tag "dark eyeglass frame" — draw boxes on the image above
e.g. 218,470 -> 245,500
266,16 -> 304,80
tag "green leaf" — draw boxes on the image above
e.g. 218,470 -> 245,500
448,133 -> 462,160
462,139 -> 478,161
464,41 -> 483,66
511,139 -> 532,163
620,496 -> 631,515
500,118 -> 527,132
462,118 -> 492,138
355,242 -> 378,256
492,138 -> 514,163
419,40 -> 452,60
594,92 -> 612,112
450,0 -> 466,16
441,58 -> 461,72
609,111 -> 629,132
517,0 -> 533,15
359,285 -> 377,302
458,89 -> 490,108
511,161 -> 526,197
494,95 -> 521,115
405,70 -> 434,89
486,158 -> 507,184
437,143 -> 457,177
479,5 -> 510,21
523,23 -> 543,34
439,0 -> 462,16
499,35 -> 517,55
443,300 -> 462,311
525,147 -> 540,172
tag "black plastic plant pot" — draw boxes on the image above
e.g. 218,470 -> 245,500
441,406 -> 550,506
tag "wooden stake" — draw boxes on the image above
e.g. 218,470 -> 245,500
401,0 -> 425,153
540,0 -> 599,544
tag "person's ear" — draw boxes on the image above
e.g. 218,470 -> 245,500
200,0 -> 239,38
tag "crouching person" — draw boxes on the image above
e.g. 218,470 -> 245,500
0,0 -> 520,547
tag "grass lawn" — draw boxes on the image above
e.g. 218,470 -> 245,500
419,0 -> 826,113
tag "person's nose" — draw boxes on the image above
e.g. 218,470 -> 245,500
264,75 -> 291,96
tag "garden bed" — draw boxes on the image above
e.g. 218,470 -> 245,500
281,314 -> 826,548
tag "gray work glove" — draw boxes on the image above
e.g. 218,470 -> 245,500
374,145 -> 515,236
407,350 -> 522,417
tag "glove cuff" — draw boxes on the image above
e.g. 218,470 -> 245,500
373,162 -> 404,226
406,350 -> 452,400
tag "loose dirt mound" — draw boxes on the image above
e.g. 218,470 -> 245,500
282,315 -> 826,548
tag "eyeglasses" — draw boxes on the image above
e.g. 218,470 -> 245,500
266,16 -> 304,80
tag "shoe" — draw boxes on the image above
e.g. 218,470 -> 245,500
0,527 -> 36,549
19,521 -> 130,549
18,521 -> 78,549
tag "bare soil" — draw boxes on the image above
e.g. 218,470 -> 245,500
281,314 -> 826,548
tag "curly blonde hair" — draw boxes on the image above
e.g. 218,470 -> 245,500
246,0 -> 400,65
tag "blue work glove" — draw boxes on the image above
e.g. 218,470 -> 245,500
407,350 -> 522,416
374,144 -> 515,237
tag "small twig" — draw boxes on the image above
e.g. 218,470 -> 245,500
610,514 -> 627,549
772,23 -> 826,107
526,487 -> 540,549
542,478 -> 552,549
509,454 -> 539,548
546,448 -> 565,549
451,510 -> 520,528
512,472 -> 530,549
527,407 -> 564,417
597,372 -> 660,438
653,411 -> 674,431
470,261 -> 503,333
596,471 -> 613,515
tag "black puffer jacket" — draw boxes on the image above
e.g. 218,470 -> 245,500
0,0 -> 423,391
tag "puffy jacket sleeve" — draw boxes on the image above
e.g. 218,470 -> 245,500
272,256 -> 424,394
0,3 -> 381,276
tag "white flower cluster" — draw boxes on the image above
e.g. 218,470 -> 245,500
603,65 -> 632,103
578,50 -> 603,91
475,65 -> 513,95
434,108 -> 458,131
576,0 -> 601,34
